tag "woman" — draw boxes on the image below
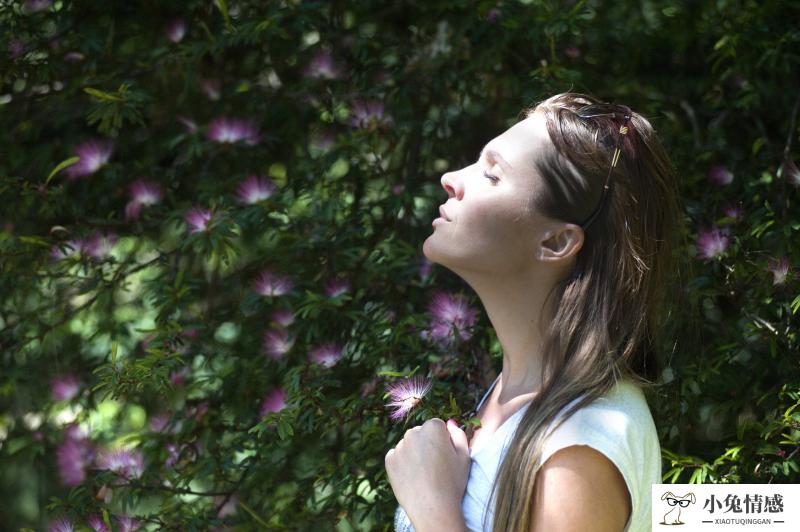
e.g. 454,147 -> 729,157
386,92 -> 686,532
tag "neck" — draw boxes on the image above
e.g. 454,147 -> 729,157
457,265 -> 559,404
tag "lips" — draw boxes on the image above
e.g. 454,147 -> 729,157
438,205 -> 450,221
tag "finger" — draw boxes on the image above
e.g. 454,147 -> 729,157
446,418 -> 469,455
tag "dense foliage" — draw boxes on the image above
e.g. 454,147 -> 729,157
1,0 -> 798,529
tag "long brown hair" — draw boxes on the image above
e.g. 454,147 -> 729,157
485,92 -> 689,531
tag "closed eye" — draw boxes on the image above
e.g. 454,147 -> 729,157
483,171 -> 499,183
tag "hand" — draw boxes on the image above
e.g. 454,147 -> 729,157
385,418 -> 471,531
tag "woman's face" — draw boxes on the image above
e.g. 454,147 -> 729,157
423,110 -> 556,275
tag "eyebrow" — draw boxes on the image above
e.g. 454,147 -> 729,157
479,146 -> 512,172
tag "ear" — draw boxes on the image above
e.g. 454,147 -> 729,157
537,223 -> 584,262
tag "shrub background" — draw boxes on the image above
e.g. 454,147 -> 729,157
1,0 -> 799,529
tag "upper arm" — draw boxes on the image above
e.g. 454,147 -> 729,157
529,444 -> 632,532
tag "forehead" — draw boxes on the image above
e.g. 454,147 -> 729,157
484,110 -> 548,175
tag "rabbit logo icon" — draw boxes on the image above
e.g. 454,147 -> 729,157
659,491 -> 696,525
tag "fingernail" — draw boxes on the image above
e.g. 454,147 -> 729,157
447,418 -> 457,426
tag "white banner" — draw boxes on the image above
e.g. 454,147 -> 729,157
652,484 -> 799,531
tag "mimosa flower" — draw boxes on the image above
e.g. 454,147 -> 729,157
96,448 -> 145,480
722,204 -> 743,222
254,270 -> 293,297
184,207 -> 212,234
51,374 -> 80,401
50,239 -> 84,260
57,435 -> 93,486
23,0 -> 52,13
260,387 -> 287,416
65,140 -> 113,179
324,277 -> 350,297
385,375 -> 433,422
708,165 -> 733,186
84,231 -> 116,259
263,328 -> 294,360
348,99 -> 390,129
781,158 -> 800,187
177,115 -> 198,133
207,116 -> 260,145
166,18 -> 187,43
695,226 -> 730,260
767,256 -> 791,285
200,78 -> 221,101
425,290 -> 479,343
309,129 -> 335,152
116,515 -> 141,532
304,48 -> 344,80
418,256 -> 433,281
125,180 -> 163,220
215,494 -> 239,518
48,518 -> 74,532
270,308 -> 295,327
236,175 -> 277,204
308,343 -> 343,368
87,514 -> 110,532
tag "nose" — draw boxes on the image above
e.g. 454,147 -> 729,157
440,172 -> 459,199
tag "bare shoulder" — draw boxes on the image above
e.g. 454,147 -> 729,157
529,444 -> 632,532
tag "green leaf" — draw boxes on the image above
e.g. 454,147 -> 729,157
45,156 -> 80,184
83,87 -> 123,101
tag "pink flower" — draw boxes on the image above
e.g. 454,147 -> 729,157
57,430 -> 94,486
263,328 -> 294,360
125,180 -> 163,220
177,115 -> 198,133
486,8 -> 501,24
270,308 -> 295,327
200,78 -> 221,101
309,129 -> 335,152
260,387 -> 287,416
215,494 -> 239,518
722,204 -> 743,222
169,367 -> 189,387
87,514 -> 110,532
708,165 -> 734,186
304,48 -> 344,80
418,256 -> 433,281
116,515 -> 141,532
23,0 -> 52,13
84,231 -> 116,259
308,343 -> 343,368
767,257 -> 791,285
65,140 -> 113,179
51,374 -> 80,401
254,270 -> 293,297
424,290 -> 479,344
50,239 -> 84,260
96,448 -> 145,480
64,51 -> 85,63
48,517 -> 74,532
781,158 -> 800,187
324,277 -> 350,298
166,18 -> 187,43
564,46 -> 581,59
348,99 -> 390,129
236,175 -> 277,204
385,375 -> 433,422
695,226 -> 730,261
207,116 -> 260,145
149,413 -> 172,433
185,207 -> 212,234
777,449 -> 787,458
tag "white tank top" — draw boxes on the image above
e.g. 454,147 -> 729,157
394,374 -> 662,532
